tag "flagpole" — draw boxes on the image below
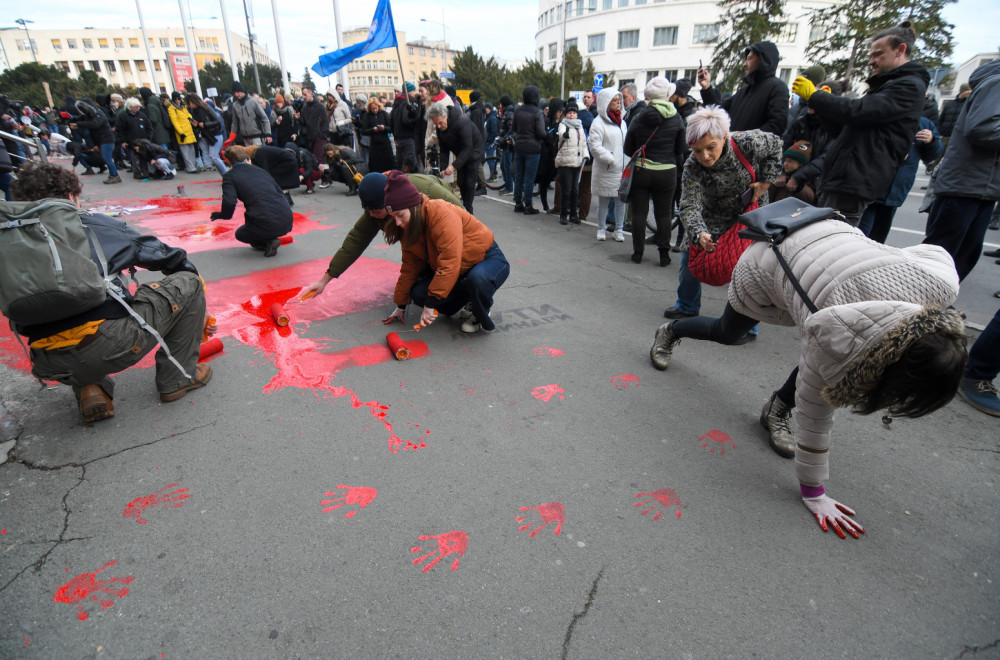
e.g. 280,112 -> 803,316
332,0 -> 348,98
178,0 -> 203,97
135,0 -> 161,92
269,0 -> 291,96
219,0 -> 239,83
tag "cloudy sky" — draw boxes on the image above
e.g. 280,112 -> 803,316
6,0 -> 998,82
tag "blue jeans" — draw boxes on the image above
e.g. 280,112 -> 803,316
486,143 -> 497,177
513,152 -> 540,207
501,149 -> 514,192
0,172 -> 12,201
99,142 -> 118,177
409,242 -> 510,331
966,308 -> 1000,381
202,136 -> 228,175
674,249 -> 702,314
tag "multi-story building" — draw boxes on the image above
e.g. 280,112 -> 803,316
404,38 -> 460,82
335,28 -> 459,100
0,26 -> 276,95
534,0 -> 840,96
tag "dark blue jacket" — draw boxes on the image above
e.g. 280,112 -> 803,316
876,116 -> 941,207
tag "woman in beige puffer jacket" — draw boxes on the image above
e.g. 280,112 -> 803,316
649,218 -> 967,539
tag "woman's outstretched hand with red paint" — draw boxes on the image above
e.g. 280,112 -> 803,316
803,494 -> 865,539
382,307 -> 405,325
299,274 -> 331,301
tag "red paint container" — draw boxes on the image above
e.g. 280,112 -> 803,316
279,235 -> 294,245
386,332 -> 410,360
199,337 -> 223,361
270,303 -> 290,326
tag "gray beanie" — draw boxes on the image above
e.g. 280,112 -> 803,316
644,76 -> 676,101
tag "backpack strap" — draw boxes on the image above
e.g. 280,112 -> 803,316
730,138 -> 756,183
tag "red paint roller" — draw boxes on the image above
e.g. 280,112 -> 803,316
199,337 -> 223,361
270,303 -> 290,326
279,235 -> 294,245
386,332 -> 411,360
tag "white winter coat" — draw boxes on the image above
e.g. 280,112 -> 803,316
587,88 -> 627,197
554,119 -> 589,168
730,219 -> 960,488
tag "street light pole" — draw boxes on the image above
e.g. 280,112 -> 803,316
420,14 -> 447,78
241,0 -> 262,93
15,19 -> 38,64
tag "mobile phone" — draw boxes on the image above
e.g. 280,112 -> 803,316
740,188 -> 754,209
699,59 -> 703,69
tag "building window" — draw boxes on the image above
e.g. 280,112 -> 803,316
98,38 -> 108,48
408,46 -> 414,55
603,0 -> 612,8
618,29 -> 639,49
105,60 -> 116,73
51,39 -> 62,49
157,38 -> 167,47
120,60 -> 131,73
73,61 -> 85,73
653,26 -> 678,46
588,33 -> 605,53
68,39 -> 78,49
549,43 -> 558,59
538,47 -> 544,61
663,69 -> 678,81
557,4 -> 562,20
565,38 -> 578,52
588,0 -> 597,11
636,0 -> 647,3
420,48 -> 426,56
777,23 -> 798,43
779,67 -> 792,84
576,0 -> 584,14
199,38 -> 207,48
114,38 -> 123,48
154,60 -> 162,71
129,38 -> 139,47
683,68 -> 698,81
175,38 -> 184,47
136,60 -> 147,72
82,39 -> 93,49
56,61 -> 70,73
646,70 -> 659,81
618,0 -> 629,6
692,23 -> 720,44
90,60 -> 101,72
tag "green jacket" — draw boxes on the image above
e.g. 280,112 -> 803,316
145,98 -> 173,145
326,174 -> 462,278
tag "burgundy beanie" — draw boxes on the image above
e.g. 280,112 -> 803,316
383,170 -> 422,211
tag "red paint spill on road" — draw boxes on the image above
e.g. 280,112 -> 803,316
516,502 -> 566,537
122,484 -> 190,524
531,384 -> 565,401
610,373 -> 640,389
321,485 -> 378,518
410,530 -> 469,572
699,429 -> 736,455
533,347 -> 564,358
634,489 -> 682,522
53,560 -> 135,620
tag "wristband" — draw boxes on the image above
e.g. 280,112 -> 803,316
800,484 -> 825,499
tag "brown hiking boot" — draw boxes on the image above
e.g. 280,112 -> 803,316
159,364 -> 213,402
79,384 -> 115,423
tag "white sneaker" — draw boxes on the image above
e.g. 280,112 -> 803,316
461,313 -> 492,333
458,302 -> 473,319
614,230 -> 625,242
596,229 -> 607,241
317,181 -> 331,189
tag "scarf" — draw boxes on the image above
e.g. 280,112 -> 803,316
432,91 -> 448,103
607,109 -> 622,126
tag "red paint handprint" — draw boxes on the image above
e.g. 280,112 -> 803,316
53,560 -> 135,621
516,502 -> 566,537
533,347 -> 565,358
320,485 -> 378,519
122,483 -> 190,524
610,373 -> 640,389
531,384 -> 565,402
410,530 -> 469,573
699,429 -> 737,455
634,488 -> 682,521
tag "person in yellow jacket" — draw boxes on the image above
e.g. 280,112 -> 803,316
167,91 -> 204,173
380,170 -> 510,333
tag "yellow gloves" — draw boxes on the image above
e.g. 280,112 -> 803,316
792,76 -> 816,101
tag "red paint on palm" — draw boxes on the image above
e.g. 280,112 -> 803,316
320,485 -> 378,518
122,484 -> 191,524
53,560 -> 135,620
610,373 -> 640,389
531,384 -> 565,401
634,488 -> 683,521
699,429 -> 736,455
410,530 -> 469,572
516,502 -> 566,537
532,347 -> 564,358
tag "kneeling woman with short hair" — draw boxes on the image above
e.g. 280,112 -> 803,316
380,170 -> 510,333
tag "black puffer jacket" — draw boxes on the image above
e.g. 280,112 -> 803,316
436,105 -> 484,170
782,107 -> 840,189
299,98 -> 327,142
467,99 -> 487,140
937,95 -> 966,137
701,41 -> 789,135
115,110 -> 152,145
74,100 -> 114,145
251,145 -> 301,190
391,95 -> 418,140
623,102 -> 686,167
513,86 -> 546,154
217,162 -> 293,233
808,60 -> 930,200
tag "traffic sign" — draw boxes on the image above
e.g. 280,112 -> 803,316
439,72 -> 455,79
594,73 -> 604,86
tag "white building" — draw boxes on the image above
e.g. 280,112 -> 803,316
938,51 -> 1000,101
0,27 -> 277,95
534,0 -> 840,96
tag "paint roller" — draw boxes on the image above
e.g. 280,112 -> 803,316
279,235 -> 294,245
270,303 -> 290,326
199,337 -> 223,361
385,332 -> 412,360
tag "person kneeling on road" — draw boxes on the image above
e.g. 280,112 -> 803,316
381,171 -> 509,333
298,171 -> 463,300
211,146 -> 293,257
8,163 -> 215,423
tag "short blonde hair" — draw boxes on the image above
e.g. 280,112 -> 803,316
686,105 -> 730,145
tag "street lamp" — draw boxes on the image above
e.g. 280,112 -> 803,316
420,12 -> 447,77
15,18 -> 38,64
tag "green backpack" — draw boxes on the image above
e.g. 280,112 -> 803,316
0,198 -> 108,326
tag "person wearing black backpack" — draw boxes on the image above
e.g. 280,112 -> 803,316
6,163 -> 215,423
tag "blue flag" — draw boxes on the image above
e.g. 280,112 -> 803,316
312,0 -> 398,77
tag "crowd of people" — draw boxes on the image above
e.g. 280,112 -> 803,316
1,20 -> 998,539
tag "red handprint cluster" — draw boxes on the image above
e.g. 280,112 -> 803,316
122,484 -> 190,524
634,488 -> 682,522
53,560 -> 135,621
610,373 -> 640,389
531,384 -> 565,402
320,485 -> 378,519
698,429 -> 736,455
516,502 -> 566,537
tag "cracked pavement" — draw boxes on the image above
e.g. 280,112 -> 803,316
1,170 -> 997,657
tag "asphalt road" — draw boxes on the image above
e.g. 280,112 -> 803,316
1,164 -> 997,659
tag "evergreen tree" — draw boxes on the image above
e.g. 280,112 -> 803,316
806,0 -> 955,86
302,67 -> 315,91
184,59 -> 234,97
0,62 -> 114,108
711,0 -> 786,93
562,47 -> 615,96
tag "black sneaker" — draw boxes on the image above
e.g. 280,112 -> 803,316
514,204 -> 524,213
264,238 -> 280,258
164,172 -> 175,180
523,206 -> 539,216
663,306 -> 698,320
